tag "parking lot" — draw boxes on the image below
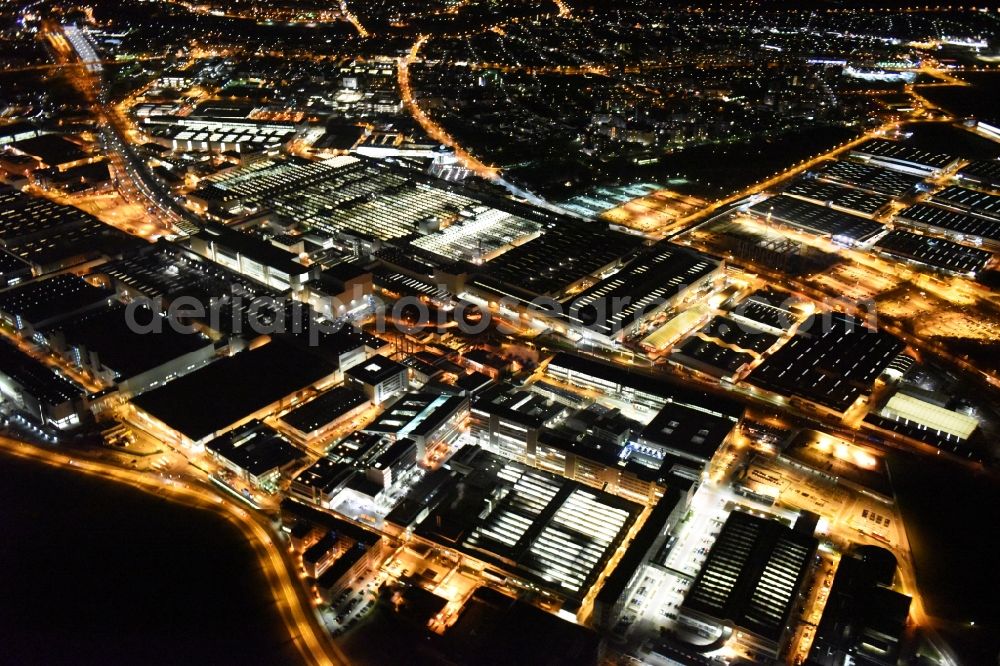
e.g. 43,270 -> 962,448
322,578 -> 381,637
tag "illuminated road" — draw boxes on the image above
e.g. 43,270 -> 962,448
0,56 -> 166,74
399,36 -> 499,180
0,435 -> 348,666
44,23 -> 199,236
552,0 -> 573,17
340,0 -> 369,37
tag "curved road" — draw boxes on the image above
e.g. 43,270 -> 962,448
0,434 -> 348,666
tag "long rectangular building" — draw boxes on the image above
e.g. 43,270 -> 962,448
546,351 -> 744,419
850,139 -> 959,177
189,222 -> 314,292
955,159 -> 1000,191
783,179 -> 892,218
0,187 -> 137,274
814,160 -> 923,197
931,185 -> 1000,221
895,203 -> 1000,249
131,339 -> 338,446
748,313 -> 903,412
558,245 -> 722,343
748,195 -> 884,245
874,229 -> 991,276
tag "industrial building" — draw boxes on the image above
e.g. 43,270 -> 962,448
593,479 -> 696,629
188,222 -> 314,292
873,230 -> 991,276
748,313 -> 903,412
279,498 -> 385,598
728,290 -> 798,336
205,420 -> 306,491
413,447 -> 642,608
187,156 -> 501,243
784,179 -> 892,218
0,274 -> 115,337
557,245 -> 722,346
748,195 -> 884,246
955,159 -> 1000,191
130,339 -> 338,447
468,221 -> 642,301
345,354 -> 408,405
0,250 -> 32,288
0,187 -> 137,275
0,337 -> 85,428
41,302 -> 215,396
807,546 -> 911,666
636,399 -> 741,469
850,139 -> 959,178
678,511 -> 818,661
894,203 -> 1000,250
877,390 -> 979,442
141,115 -> 298,153
411,208 -> 543,264
814,160 -> 923,197
931,185 -> 1000,221
302,263 -> 374,321
289,457 -> 358,508
470,382 -> 667,502
363,390 -> 469,459
278,385 -> 369,446
545,352 -> 743,422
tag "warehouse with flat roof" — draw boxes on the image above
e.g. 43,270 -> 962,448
679,511 -> 817,660
558,245 -> 722,344
814,160 -> 922,197
850,139 -> 959,177
748,195 -> 884,246
895,203 -> 1000,249
874,229 -> 991,276
131,339 -> 338,446
748,313 -> 903,412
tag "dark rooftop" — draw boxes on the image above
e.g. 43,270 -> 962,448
0,274 -> 114,329
874,230 -> 991,275
133,340 -> 337,441
205,420 -> 304,477
815,160 -> 922,197
11,134 -> 86,166
749,195 -> 884,243
748,313 -> 903,411
896,203 -> 1000,244
560,245 -> 719,337
446,587 -> 601,666
682,510 -> 817,642
852,139 -> 956,170
279,385 -> 368,435
639,400 -> 739,463
291,457 -> 356,495
345,354 -> 406,386
43,303 -> 211,382
0,337 -> 84,407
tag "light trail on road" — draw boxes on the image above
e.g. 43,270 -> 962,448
399,36 -> 499,180
0,434 -> 348,666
